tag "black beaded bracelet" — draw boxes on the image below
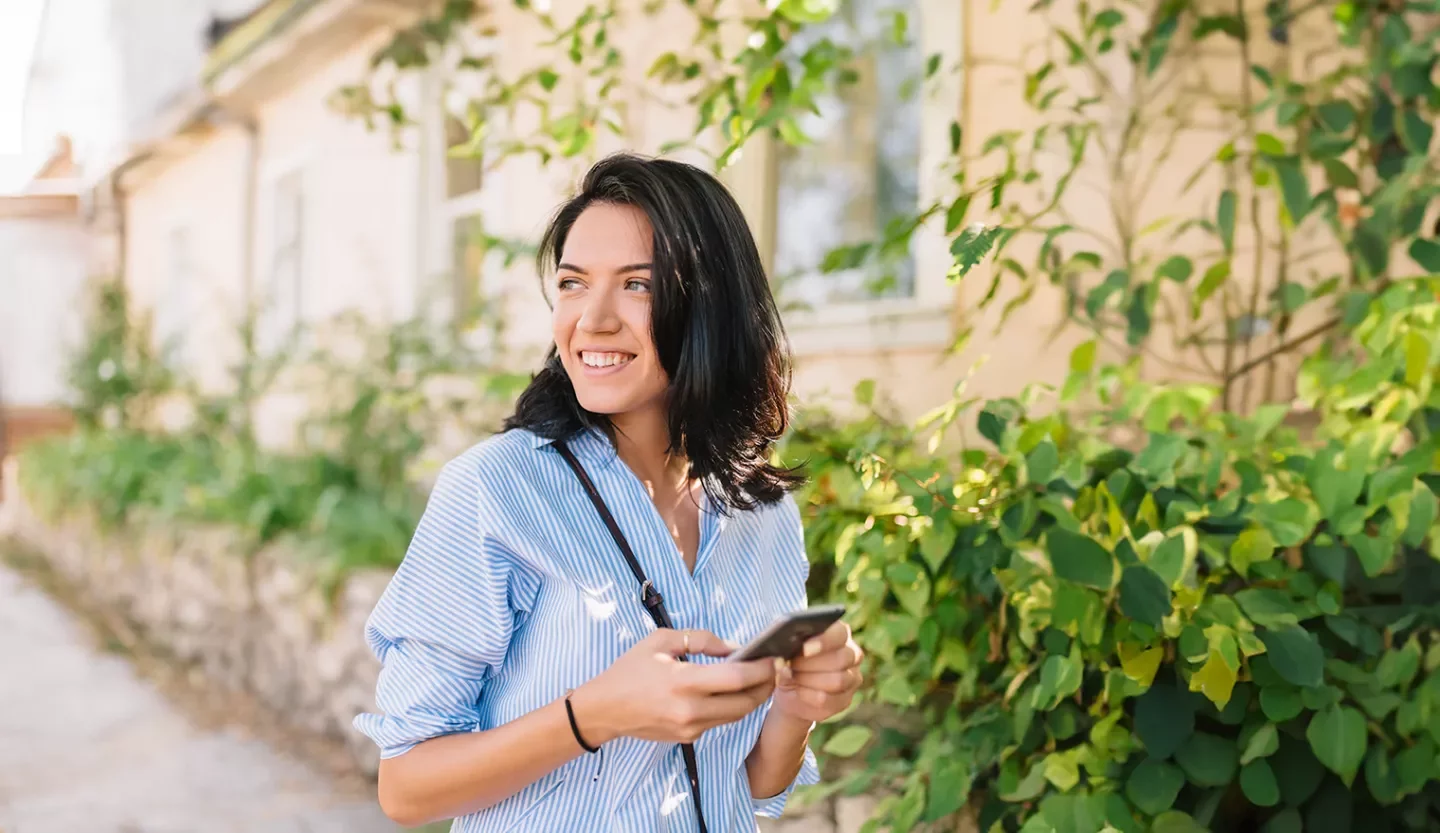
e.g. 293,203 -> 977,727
564,690 -> 600,754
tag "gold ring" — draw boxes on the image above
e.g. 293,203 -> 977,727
683,631 -> 691,654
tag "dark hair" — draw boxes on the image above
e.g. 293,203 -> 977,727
503,153 -> 803,511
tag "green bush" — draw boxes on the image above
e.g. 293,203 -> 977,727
782,277 -> 1440,832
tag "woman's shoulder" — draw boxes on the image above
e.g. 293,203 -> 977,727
439,428 -> 548,484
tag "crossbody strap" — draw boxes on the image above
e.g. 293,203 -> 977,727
553,439 -> 709,833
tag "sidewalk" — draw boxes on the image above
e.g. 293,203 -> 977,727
0,560 -> 401,833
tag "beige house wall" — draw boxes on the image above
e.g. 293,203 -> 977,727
117,0 -> 1353,441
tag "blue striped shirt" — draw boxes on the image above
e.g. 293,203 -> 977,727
354,427 -> 819,831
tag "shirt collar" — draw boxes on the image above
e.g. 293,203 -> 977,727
530,425 -> 619,471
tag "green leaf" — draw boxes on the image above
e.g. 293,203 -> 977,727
1230,528 -> 1277,575
1365,746 -> 1401,805
1252,499 -> 1316,547
1264,810 -> 1302,833
1345,532 -> 1396,577
1235,587 -> 1299,629
1028,440 -> 1059,485
951,223 -> 1002,278
1149,533 -> 1190,587
1191,648 -> 1238,708
853,379 -> 875,406
1037,647 -> 1084,708
1261,683 -> 1307,717
1307,705 -> 1366,786
885,562 -> 931,617
1134,433 -> 1186,479
1119,565 -> 1172,627
920,520 -> 957,574
1070,339 -> 1097,375
1152,811 -> 1207,833
1394,739 -> 1434,796
537,68 -> 560,91
822,725 -> 872,757
1241,759 -> 1281,806
1241,723 -> 1280,765
1126,759 -> 1185,816
1135,682 -> 1196,759
1175,731 -> 1238,787
1375,640 -> 1421,690
1256,133 -> 1286,155
1218,190 -> 1236,253
1047,528 -> 1116,590
977,407 -> 1006,447
775,0 -> 839,24
1403,483 -> 1436,547
1308,450 -> 1364,523
1043,750 -> 1081,791
1156,255 -> 1193,282
1269,156 -> 1312,223
1272,735 -> 1325,806
1259,625 -> 1324,688
1322,159 -> 1359,189
1410,239 -> 1440,272
1194,260 -> 1231,312
945,194 -> 972,234
925,759 -> 973,820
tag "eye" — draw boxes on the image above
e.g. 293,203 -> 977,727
557,276 -> 582,291
625,277 -> 652,293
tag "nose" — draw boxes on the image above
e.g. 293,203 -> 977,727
576,284 -> 621,334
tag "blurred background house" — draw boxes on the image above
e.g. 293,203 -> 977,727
3,0 -> 1007,458
4,0 -> 1326,459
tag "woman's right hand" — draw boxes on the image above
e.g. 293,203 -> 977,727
568,629 -> 777,745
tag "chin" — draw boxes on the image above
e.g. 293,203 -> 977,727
573,390 -> 635,416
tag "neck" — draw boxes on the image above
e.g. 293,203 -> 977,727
609,406 -> 689,497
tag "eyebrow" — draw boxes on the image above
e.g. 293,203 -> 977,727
556,262 -> 653,275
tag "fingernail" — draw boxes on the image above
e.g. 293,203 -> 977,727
725,640 -> 740,651
773,657 -> 785,673
803,639 -> 822,657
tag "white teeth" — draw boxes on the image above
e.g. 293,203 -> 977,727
581,351 -> 634,368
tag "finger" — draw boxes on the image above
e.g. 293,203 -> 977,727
792,668 -> 861,695
692,681 -> 775,724
799,620 -> 851,659
790,641 -> 863,673
653,629 -> 735,659
681,657 -> 776,693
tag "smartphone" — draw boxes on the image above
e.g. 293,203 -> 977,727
726,604 -> 847,662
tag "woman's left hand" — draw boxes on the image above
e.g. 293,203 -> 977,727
771,620 -> 863,723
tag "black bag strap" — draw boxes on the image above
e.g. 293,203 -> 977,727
554,439 -> 709,833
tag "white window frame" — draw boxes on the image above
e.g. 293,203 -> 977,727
419,42 -> 507,339
257,153 -> 310,353
157,223 -> 194,368
731,0 -> 964,356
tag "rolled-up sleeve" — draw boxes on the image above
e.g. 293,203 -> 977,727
353,457 -> 526,759
753,492 -> 822,818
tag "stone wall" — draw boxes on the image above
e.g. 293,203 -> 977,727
1,484 -> 389,777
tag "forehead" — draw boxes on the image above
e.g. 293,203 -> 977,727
560,202 -> 653,268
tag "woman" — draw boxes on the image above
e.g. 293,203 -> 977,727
355,154 -> 863,832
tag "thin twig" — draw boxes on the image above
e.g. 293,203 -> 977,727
1227,315 -> 1341,380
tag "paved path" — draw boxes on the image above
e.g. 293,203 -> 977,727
0,562 -> 403,833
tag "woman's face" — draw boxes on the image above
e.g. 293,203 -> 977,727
552,202 -> 669,420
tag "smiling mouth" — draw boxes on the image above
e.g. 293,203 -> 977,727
579,350 -> 636,369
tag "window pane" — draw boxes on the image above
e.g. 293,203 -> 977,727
445,117 -> 484,200
261,171 -> 303,351
449,213 -> 485,322
774,0 -> 922,307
